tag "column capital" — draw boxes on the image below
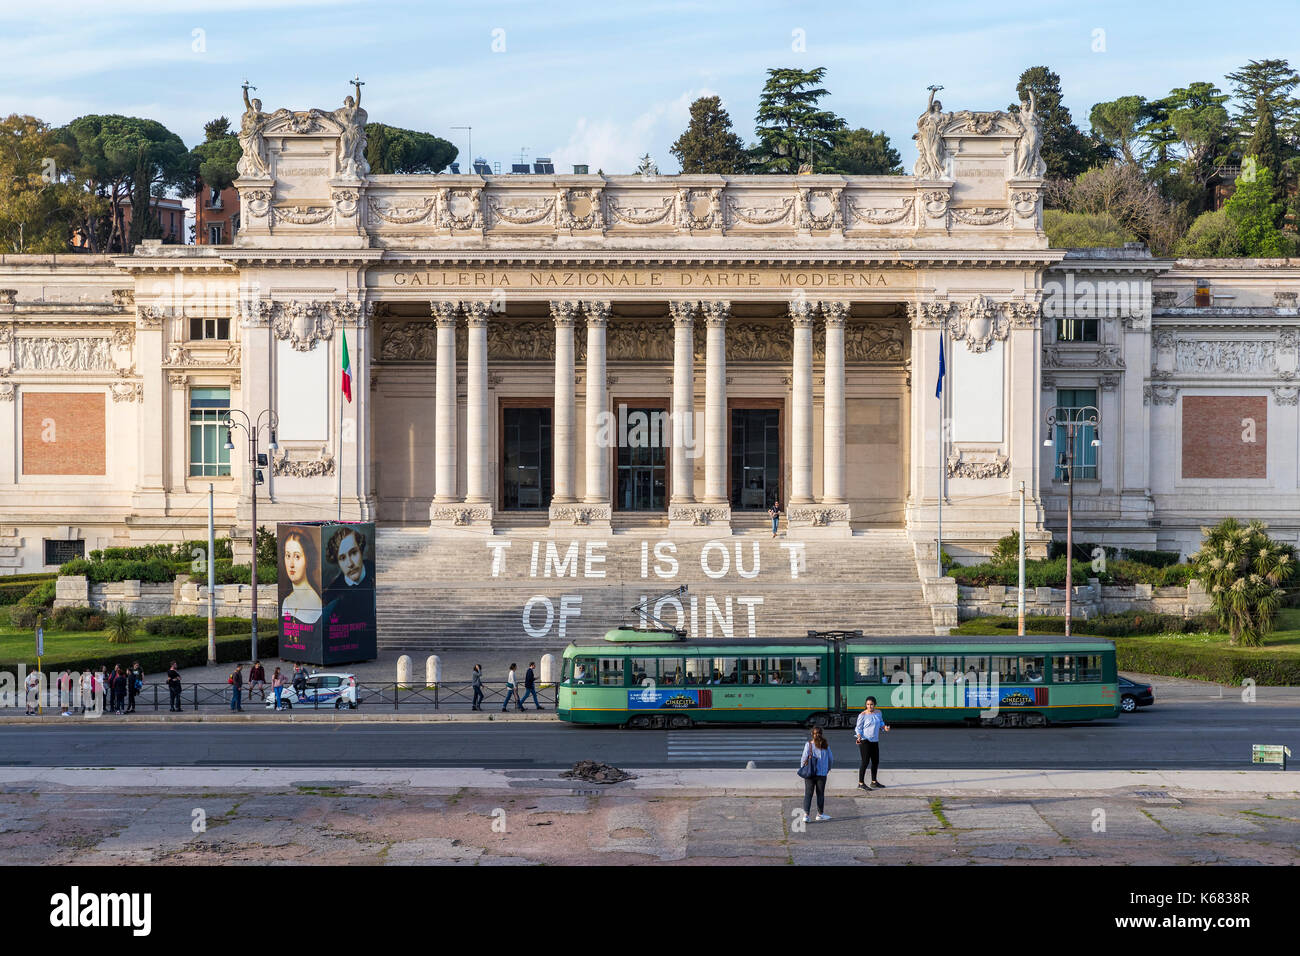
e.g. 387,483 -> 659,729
431,300 -> 460,327
701,300 -> 731,328
582,300 -> 611,327
550,299 -> 580,327
668,300 -> 697,328
907,299 -> 953,329
819,301 -> 850,327
788,298 -> 816,328
463,300 -> 494,326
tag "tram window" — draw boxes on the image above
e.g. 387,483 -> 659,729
770,658 -> 795,684
657,658 -> 685,685
917,657 -> 943,678
716,658 -> 739,684
853,656 -> 880,684
571,657 -> 597,684
1053,654 -> 1101,683
936,657 -> 962,679
881,657 -> 907,684
629,658 -> 652,686
992,656 -> 1019,683
964,656 -> 989,679
1020,656 -> 1045,682
795,657 -> 822,684
598,658 -> 625,686
739,657 -> 765,685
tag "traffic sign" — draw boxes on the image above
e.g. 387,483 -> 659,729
1252,744 -> 1291,769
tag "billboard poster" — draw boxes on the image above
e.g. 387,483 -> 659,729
627,687 -> 712,710
277,521 -> 377,665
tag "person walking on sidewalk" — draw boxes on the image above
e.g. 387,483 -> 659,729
126,661 -> 142,713
229,664 -> 244,712
854,696 -> 890,790
166,662 -> 183,712
471,664 -> 484,711
799,726 -> 834,823
110,665 -> 127,715
502,663 -> 523,712
271,667 -> 285,711
768,498 -> 782,538
24,669 -> 40,715
519,661 -> 544,710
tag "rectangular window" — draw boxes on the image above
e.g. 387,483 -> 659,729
188,387 -> 231,477
208,224 -> 223,245
570,657 -> 597,684
1053,654 -> 1102,683
189,317 -> 231,340
795,656 -> 822,685
656,658 -> 685,686
992,656 -> 1019,683
852,656 -> 880,684
738,657 -> 765,686
628,659 -> 652,685
769,657 -> 795,685
1053,388 -> 1098,481
1020,656 -> 1046,683
44,538 -> 85,566
881,656 -> 908,684
964,656 -> 989,679
1056,317 -> 1098,342
597,658 -> 624,687
715,658 -> 739,684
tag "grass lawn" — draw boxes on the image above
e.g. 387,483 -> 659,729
1114,608 -> 1300,659
0,626 -> 206,669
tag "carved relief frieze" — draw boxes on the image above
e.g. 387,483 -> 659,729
797,187 -> 843,230
727,196 -> 793,226
12,335 -> 115,371
431,506 -> 491,526
606,196 -> 674,225
948,296 -> 1007,353
559,188 -> 604,231
951,206 -> 1011,226
440,188 -> 484,230
1152,332 -> 1298,379
550,505 -> 611,525
488,195 -> 555,226
271,301 -> 335,352
0,382 -> 14,401
137,305 -> 170,328
787,507 -> 849,526
946,450 -> 1010,479
272,204 -> 333,226
272,445 -> 336,477
1273,386 -> 1299,406
908,300 -> 954,330
368,195 -> 436,225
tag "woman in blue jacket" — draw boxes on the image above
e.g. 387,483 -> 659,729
799,726 -> 834,823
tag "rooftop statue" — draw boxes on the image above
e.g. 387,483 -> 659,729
913,87 -> 950,180
334,77 -> 369,179
1012,90 -> 1045,178
237,81 -> 271,179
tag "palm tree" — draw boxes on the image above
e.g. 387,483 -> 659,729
1189,518 -> 1295,645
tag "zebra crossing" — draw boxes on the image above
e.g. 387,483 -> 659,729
666,731 -> 813,764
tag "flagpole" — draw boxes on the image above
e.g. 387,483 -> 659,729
936,329 -> 944,579
337,329 -> 344,521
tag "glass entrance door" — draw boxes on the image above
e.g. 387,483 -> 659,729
730,407 -> 781,510
502,406 -> 552,510
616,405 -> 667,511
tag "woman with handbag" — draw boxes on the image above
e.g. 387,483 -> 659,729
798,726 -> 833,823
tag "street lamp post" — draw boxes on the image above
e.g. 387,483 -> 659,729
1044,405 -> 1100,637
224,409 -> 278,662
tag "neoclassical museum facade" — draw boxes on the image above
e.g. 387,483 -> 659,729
1,89 -> 1299,576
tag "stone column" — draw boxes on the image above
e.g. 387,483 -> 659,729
583,300 -> 611,509
821,301 -> 848,503
702,300 -> 730,505
464,301 -> 492,506
668,300 -> 697,506
131,304 -> 169,515
550,300 -> 578,505
431,301 -> 459,504
789,299 -> 815,504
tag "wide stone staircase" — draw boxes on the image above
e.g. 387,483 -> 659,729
375,526 -> 937,651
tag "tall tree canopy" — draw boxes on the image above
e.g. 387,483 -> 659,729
0,114 -> 92,253
63,114 -> 190,251
670,96 -> 748,174
1010,66 -> 1102,179
753,67 -> 846,173
189,116 -> 241,194
1089,95 -> 1151,166
364,124 -> 457,174
825,127 -> 903,175
1226,58 -> 1300,146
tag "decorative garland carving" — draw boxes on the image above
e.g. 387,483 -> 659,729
431,506 -> 491,525
560,188 -> 604,231
668,506 -> 729,525
727,196 -> 793,225
946,450 -> 1010,479
550,505 -> 611,525
272,204 -> 333,225
951,206 -> 1010,225
440,187 -> 484,230
488,196 -> 555,225
949,296 -> 1008,353
368,196 -> 435,225
606,197 -> 673,225
243,189 -> 271,219
788,507 -> 849,526
846,197 -> 914,226
797,187 -> 842,230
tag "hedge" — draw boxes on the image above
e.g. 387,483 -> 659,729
88,539 -> 233,564
3,633 -> 280,678
0,581 -> 39,606
145,615 -> 279,638
59,557 -> 175,584
951,556 -> 1195,588
1114,640 -> 1300,686
961,611 -> 1218,638
17,580 -> 56,608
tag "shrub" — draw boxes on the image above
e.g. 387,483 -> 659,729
210,561 -> 276,585
144,615 -> 279,638
962,611 -> 1217,638
106,608 -> 138,644
990,531 -> 1020,565
1106,560 -> 1195,587
1048,541 -> 1117,562
8,605 -> 41,628
1114,639 -> 1300,686
951,557 -> 1095,588
0,581 -> 38,605
18,580 -> 56,608
1044,209 -> 1136,248
1176,209 -> 1243,257
48,606 -> 99,631
1122,549 -> 1182,569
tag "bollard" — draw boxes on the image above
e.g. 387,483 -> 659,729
396,654 -> 412,710
541,653 -> 557,705
426,655 -> 441,687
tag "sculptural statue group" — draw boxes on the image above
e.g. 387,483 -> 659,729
913,87 -> 1044,180
237,79 -> 369,181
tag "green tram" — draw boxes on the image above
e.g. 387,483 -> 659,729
557,628 -> 1120,728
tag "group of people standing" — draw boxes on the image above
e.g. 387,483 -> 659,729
798,697 -> 891,824
228,661 -> 308,711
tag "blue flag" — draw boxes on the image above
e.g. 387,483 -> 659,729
935,336 -> 946,399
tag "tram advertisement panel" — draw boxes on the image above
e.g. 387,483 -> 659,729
628,688 -> 712,709
963,685 -> 1049,708
277,521 -> 378,665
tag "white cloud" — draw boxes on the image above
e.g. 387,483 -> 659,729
549,89 -> 710,175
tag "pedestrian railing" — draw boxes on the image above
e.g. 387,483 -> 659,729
78,680 -> 560,713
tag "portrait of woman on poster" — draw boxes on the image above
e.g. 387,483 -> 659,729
281,531 -> 322,624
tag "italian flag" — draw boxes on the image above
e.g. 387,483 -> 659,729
340,328 -> 352,403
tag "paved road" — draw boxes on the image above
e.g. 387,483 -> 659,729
4,699 -> 1297,770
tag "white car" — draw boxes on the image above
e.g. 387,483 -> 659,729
267,672 -> 359,710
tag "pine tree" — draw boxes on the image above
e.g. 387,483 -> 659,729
1226,58 -> 1300,147
1244,98 -> 1285,210
753,67 -> 846,174
670,96 -> 748,174
825,128 -> 902,175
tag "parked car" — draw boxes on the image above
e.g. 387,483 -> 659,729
267,672 -> 358,710
1118,675 -> 1155,712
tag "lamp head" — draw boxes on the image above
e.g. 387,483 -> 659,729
223,428 -> 234,451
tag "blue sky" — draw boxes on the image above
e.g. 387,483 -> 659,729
1,0 -> 1296,174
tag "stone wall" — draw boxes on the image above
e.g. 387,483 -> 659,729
54,574 -> 277,618
957,579 -> 1211,621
